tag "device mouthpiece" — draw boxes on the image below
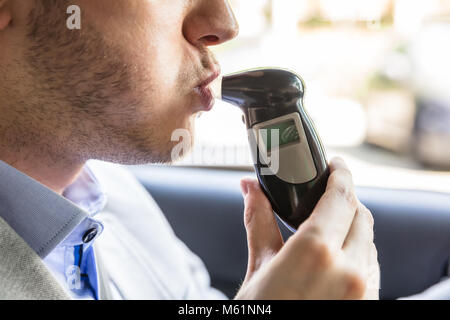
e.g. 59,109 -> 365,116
210,75 -> 223,100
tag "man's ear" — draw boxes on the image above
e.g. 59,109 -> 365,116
0,0 -> 12,31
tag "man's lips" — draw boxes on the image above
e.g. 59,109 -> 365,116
194,69 -> 221,112
197,69 -> 221,89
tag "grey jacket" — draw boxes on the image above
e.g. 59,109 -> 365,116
0,216 -> 70,299
0,216 -> 116,300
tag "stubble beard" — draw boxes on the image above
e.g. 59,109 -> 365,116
20,0 -> 195,166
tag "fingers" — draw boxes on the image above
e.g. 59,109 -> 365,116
241,177 -> 284,275
364,244 -> 380,300
342,202 -> 380,299
324,269 -> 366,300
342,202 -> 374,255
300,157 -> 358,250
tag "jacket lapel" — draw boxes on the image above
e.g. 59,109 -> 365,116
0,217 -> 71,300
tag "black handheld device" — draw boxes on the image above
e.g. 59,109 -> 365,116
215,68 -> 330,231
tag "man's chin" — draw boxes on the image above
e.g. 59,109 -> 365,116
122,135 -> 195,166
101,116 -> 197,166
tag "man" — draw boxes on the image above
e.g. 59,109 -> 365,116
0,0 -> 379,299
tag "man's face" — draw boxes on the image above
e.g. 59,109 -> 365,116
0,0 -> 238,165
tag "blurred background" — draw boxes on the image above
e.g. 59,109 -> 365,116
181,0 -> 450,193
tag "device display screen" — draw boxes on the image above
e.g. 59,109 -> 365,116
260,119 -> 300,150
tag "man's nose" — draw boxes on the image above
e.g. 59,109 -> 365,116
183,0 -> 239,47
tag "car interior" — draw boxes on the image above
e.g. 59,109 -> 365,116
129,164 -> 450,299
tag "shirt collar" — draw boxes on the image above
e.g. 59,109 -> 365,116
0,160 -> 107,258
62,162 -> 107,217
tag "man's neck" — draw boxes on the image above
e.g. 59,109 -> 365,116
0,152 -> 85,195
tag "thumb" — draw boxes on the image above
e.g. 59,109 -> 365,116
241,178 -> 284,277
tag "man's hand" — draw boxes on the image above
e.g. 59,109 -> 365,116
235,158 -> 380,300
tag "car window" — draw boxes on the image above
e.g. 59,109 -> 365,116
178,0 -> 450,193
